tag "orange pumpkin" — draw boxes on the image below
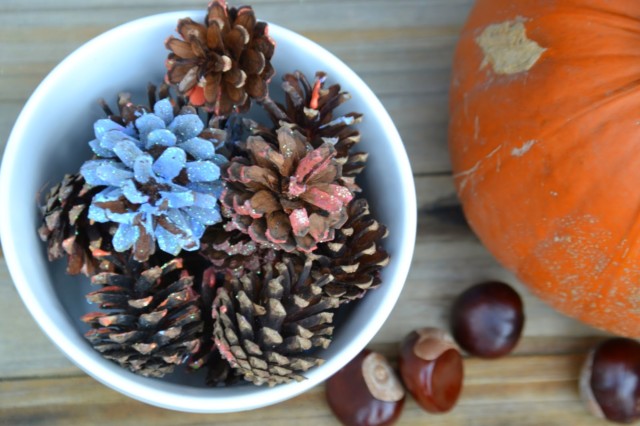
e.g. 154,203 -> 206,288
449,0 -> 640,337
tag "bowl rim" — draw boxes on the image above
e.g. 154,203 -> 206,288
0,10 -> 417,413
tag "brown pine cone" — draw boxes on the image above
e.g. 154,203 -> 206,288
258,71 -> 367,192
312,198 -> 390,302
212,255 -> 337,386
81,257 -> 204,378
38,173 -> 115,276
221,125 -> 355,253
199,225 -> 277,279
165,0 -> 275,117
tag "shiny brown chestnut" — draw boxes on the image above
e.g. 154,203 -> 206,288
450,281 -> 524,358
326,349 -> 405,426
398,327 -> 463,413
580,338 -> 640,424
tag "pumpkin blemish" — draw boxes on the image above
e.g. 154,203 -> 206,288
511,139 -> 537,157
476,17 -> 546,75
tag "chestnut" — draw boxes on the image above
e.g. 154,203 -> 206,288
398,327 -> 463,413
326,349 -> 405,426
450,281 -> 524,358
580,338 -> 640,424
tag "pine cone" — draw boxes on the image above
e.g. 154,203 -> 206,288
165,0 -> 275,117
199,225 -> 277,278
221,125 -> 355,253
212,255 -> 337,386
80,96 -> 227,262
38,173 -> 115,276
82,257 -> 203,378
312,198 -> 390,302
259,71 -> 367,193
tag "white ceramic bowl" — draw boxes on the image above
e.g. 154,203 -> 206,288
0,11 -> 416,413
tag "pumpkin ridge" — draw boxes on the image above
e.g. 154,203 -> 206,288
572,5 -> 640,27
454,76 -> 640,199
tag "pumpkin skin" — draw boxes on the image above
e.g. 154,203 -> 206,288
449,0 -> 640,337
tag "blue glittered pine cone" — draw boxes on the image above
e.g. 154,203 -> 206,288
80,98 -> 226,262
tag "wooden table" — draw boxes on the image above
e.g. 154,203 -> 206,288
0,1 -> 614,424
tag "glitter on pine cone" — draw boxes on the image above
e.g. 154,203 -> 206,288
212,255 -> 337,386
221,125 -> 355,253
165,0 -> 275,117
38,173 -> 115,276
100,83 -> 229,156
80,97 -> 227,262
258,71 -> 368,193
312,198 -> 390,303
99,83 -> 187,127
82,257 -> 204,378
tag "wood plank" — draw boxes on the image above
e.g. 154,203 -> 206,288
0,102 -> 22,160
0,257 -> 79,379
0,2 -> 472,30
0,354 -> 610,426
0,0 -> 475,23
0,0 -> 474,11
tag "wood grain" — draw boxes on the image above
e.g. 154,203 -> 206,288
0,0 -> 613,424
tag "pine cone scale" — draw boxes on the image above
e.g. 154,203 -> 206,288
206,25 -> 224,50
177,18 -> 205,40
166,37 -> 197,59
241,49 -> 265,76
